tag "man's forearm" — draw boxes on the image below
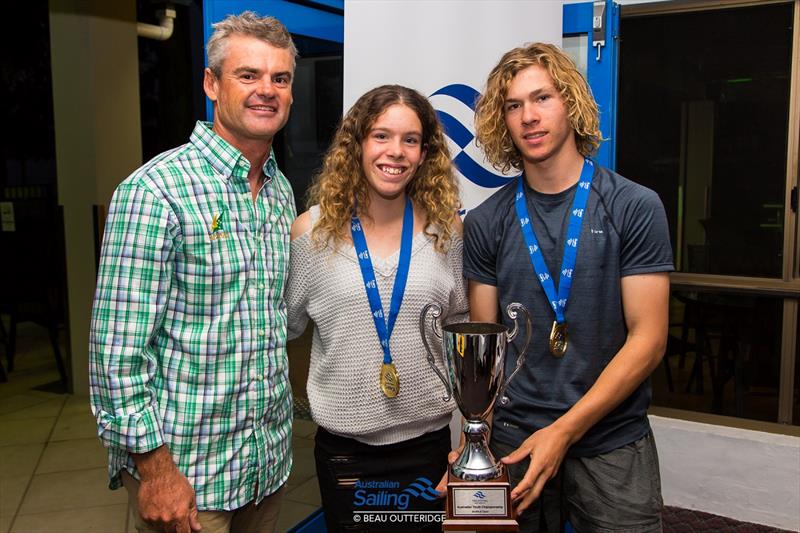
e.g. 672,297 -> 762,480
132,445 -> 177,480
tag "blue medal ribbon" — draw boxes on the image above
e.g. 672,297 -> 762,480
514,159 -> 594,325
351,197 -> 414,366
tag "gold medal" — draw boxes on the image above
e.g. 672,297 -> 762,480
549,321 -> 568,358
380,363 -> 400,398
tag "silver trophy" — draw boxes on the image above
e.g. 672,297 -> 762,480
420,303 -> 531,481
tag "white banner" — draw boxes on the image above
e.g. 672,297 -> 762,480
344,0 -> 562,211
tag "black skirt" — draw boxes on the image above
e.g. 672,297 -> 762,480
314,424 -> 450,533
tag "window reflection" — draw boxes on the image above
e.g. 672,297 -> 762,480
563,34 -> 588,79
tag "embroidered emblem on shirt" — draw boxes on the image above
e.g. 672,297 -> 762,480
210,211 -> 229,241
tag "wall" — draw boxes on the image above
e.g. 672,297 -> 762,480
651,415 -> 800,530
49,0 -> 142,394
344,0 -> 562,212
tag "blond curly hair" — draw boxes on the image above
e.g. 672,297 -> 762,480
475,42 -> 601,173
308,85 -> 460,252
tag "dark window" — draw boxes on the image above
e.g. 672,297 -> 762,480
617,3 -> 793,278
137,0 -> 206,161
656,290 -> 783,422
272,35 -> 343,211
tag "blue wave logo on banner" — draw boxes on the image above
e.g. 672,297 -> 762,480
430,84 -> 513,189
402,477 -> 442,502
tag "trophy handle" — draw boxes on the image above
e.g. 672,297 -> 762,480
499,302 -> 532,396
420,303 -> 452,402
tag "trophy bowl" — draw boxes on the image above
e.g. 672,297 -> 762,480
421,303 -> 531,480
420,303 -> 531,530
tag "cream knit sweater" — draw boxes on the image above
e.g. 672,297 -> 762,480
286,206 -> 468,445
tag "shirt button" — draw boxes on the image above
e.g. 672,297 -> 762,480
258,282 -> 266,290
258,329 -> 266,337
256,375 -> 264,382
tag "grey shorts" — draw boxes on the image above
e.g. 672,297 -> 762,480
491,431 -> 663,533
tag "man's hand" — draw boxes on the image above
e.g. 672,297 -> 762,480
133,446 -> 202,532
501,424 -> 571,515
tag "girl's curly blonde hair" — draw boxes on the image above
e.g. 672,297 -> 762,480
307,85 -> 460,252
475,43 -> 601,173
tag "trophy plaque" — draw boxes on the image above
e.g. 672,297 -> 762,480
421,303 -> 531,531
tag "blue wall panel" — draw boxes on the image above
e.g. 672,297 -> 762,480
563,1 -> 619,170
204,0 -> 343,46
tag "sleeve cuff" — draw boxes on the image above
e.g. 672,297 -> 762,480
463,269 -> 498,287
96,403 -> 166,454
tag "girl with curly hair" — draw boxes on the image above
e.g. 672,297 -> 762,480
286,85 -> 467,532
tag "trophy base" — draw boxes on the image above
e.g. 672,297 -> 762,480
444,470 -> 518,532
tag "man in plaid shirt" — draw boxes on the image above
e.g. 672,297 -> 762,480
90,12 -> 296,533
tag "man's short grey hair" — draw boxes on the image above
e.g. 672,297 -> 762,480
206,11 -> 298,77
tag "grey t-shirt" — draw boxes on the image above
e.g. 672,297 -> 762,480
463,164 -> 673,457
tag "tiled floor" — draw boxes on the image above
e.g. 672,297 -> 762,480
0,323 -> 321,533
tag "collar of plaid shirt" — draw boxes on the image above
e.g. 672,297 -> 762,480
89,120 -> 296,510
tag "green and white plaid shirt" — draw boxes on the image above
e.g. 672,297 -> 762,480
90,121 -> 295,510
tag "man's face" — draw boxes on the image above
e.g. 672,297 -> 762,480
503,65 -> 576,166
204,35 -> 294,151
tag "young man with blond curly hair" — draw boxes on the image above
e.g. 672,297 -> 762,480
464,43 -> 673,532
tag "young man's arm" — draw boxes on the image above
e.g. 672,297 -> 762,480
468,280 -> 500,323
500,272 -> 670,513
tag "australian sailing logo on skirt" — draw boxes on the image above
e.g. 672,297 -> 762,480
352,477 -> 444,525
